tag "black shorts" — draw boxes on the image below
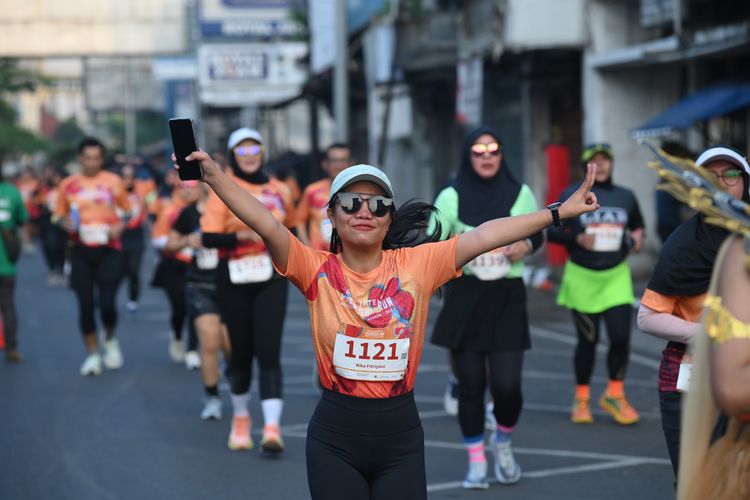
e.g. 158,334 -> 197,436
185,282 -> 220,319
306,390 -> 426,500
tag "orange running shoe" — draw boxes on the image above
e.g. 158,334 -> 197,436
228,415 -> 253,450
571,397 -> 593,424
260,424 -> 285,453
599,392 -> 640,425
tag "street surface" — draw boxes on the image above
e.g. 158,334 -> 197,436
1,250 -> 675,499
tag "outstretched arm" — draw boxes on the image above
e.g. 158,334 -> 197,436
182,150 -> 291,270
455,164 -> 600,269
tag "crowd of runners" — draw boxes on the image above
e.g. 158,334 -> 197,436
3,127 -> 750,500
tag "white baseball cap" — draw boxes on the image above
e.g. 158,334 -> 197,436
330,164 -> 394,200
227,127 -> 264,149
696,146 -> 750,175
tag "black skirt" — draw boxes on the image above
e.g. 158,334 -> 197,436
430,276 -> 530,352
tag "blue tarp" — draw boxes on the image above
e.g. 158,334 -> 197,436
631,82 -> 750,138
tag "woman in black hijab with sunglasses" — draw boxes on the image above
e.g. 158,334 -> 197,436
430,125 -> 544,490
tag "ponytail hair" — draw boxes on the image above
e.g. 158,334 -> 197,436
328,199 -> 443,254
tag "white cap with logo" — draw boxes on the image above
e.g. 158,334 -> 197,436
227,127 -> 264,150
696,146 -> 750,175
696,146 -> 750,195
329,164 -> 395,200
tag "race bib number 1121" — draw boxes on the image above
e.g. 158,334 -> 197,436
333,331 -> 409,382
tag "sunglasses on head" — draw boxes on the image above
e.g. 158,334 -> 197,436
336,192 -> 394,217
234,145 -> 263,157
471,142 -> 501,157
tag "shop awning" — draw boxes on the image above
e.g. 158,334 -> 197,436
631,82 -> 750,138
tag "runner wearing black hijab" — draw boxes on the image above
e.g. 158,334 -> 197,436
638,145 -> 750,479
431,125 -> 543,489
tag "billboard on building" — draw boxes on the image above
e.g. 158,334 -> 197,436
309,0 -> 389,74
456,57 -> 483,126
199,0 -> 303,39
198,42 -> 307,106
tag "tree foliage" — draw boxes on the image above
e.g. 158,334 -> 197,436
0,59 -> 50,161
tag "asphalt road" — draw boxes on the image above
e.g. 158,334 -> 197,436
1,249 -> 675,500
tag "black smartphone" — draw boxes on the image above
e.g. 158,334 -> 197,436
169,118 -> 202,181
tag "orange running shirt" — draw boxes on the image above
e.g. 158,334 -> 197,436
125,190 -> 148,229
201,173 -> 295,259
133,177 -> 158,216
152,192 -> 192,263
296,178 -> 333,251
55,171 -> 130,249
277,233 -> 461,399
641,288 -> 706,392
640,289 -> 706,323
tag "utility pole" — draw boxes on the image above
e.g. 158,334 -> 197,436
124,57 -> 136,155
334,0 -> 349,142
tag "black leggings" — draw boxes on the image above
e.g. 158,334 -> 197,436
39,215 -> 66,273
121,228 -> 144,303
572,304 -> 632,384
216,261 -> 287,397
452,349 -> 524,437
69,246 -> 123,335
659,390 -> 682,478
160,265 -> 197,350
307,390 -> 426,500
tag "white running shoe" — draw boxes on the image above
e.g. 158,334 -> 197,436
184,351 -> 201,371
80,352 -> 103,376
462,461 -> 490,490
200,396 -> 223,420
126,301 -> 138,316
102,338 -> 124,369
490,437 -> 521,484
443,378 -> 459,416
169,338 -> 185,363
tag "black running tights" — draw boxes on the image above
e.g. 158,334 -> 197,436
70,246 -> 122,335
572,304 -> 632,385
216,261 -> 287,398
452,349 -> 525,437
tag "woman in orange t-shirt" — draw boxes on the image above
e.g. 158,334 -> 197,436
54,137 -> 130,376
119,163 -> 153,314
200,128 -> 295,454
178,141 -> 599,498
151,180 -> 201,364
37,165 -> 68,286
637,146 -> 750,481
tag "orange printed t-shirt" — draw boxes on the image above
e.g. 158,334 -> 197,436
201,173 -> 295,259
152,192 -> 191,263
296,178 -> 332,251
17,178 -> 40,217
55,171 -> 130,249
126,190 -> 148,229
641,288 -> 706,392
276,232 -> 461,399
133,177 -> 158,215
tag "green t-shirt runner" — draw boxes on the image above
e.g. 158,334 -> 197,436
0,181 -> 29,277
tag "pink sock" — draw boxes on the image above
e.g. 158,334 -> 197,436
464,438 -> 486,463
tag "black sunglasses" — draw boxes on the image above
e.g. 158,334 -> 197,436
336,192 -> 394,217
